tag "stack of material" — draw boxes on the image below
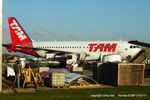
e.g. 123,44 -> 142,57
93,63 -> 145,86
49,72 -> 65,88
65,73 -> 100,88
41,68 -> 100,88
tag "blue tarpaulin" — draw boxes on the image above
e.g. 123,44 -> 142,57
65,73 -> 84,83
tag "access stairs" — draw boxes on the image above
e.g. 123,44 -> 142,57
129,49 -> 146,63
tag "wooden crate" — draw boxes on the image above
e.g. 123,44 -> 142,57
93,63 -> 145,86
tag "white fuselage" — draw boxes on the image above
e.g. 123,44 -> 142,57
32,40 -> 141,61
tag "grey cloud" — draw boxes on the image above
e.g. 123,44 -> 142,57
32,25 -> 79,41
33,25 -> 57,35
65,31 -> 79,40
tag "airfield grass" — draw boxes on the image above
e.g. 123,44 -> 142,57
0,86 -> 150,100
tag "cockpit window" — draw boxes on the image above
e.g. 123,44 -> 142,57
133,46 -> 136,48
130,46 -> 132,48
130,45 -> 140,48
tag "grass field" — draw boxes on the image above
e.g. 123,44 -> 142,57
0,86 -> 150,100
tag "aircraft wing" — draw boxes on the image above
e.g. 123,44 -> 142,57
128,40 -> 150,48
2,44 -> 80,55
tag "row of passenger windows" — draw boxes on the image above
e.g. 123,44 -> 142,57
38,46 -> 87,49
37,46 -> 116,49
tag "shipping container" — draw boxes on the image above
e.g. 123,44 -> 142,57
93,63 -> 145,86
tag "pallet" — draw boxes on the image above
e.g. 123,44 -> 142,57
69,84 -> 100,88
51,86 -> 64,88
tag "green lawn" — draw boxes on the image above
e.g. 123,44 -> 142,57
0,86 -> 150,100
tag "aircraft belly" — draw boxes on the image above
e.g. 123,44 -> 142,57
85,52 -> 100,60
36,50 -> 46,58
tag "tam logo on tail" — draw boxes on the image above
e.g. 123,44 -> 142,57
10,20 -> 27,41
8,17 -> 31,43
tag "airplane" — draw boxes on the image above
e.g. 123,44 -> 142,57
3,17 -> 142,64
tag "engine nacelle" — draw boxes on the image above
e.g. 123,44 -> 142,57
46,53 -> 55,59
46,53 -> 63,61
102,55 -> 122,63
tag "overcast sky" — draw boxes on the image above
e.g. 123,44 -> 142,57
2,0 -> 150,54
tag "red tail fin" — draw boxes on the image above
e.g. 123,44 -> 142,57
8,17 -> 31,43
